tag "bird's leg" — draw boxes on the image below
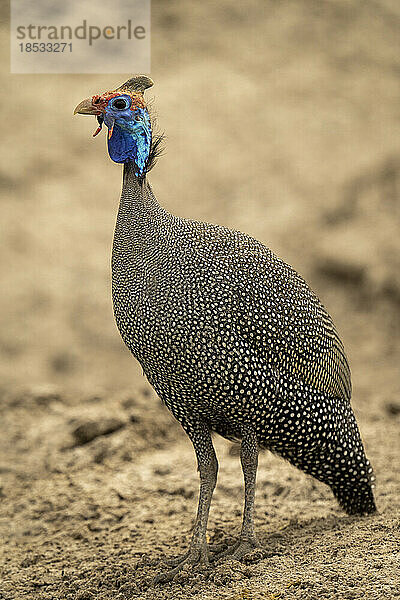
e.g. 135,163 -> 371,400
237,427 -> 261,550
214,428 -> 263,560
155,421 -> 218,582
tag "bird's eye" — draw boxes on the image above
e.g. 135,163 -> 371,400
112,98 -> 128,110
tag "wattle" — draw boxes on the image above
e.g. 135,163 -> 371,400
107,121 -> 137,165
106,109 -> 152,175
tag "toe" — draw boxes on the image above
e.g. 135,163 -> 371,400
154,545 -> 210,583
212,537 -> 265,562
163,550 -> 190,567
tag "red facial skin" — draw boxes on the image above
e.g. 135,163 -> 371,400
90,91 -> 146,115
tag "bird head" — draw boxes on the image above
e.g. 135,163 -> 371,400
74,75 -> 155,177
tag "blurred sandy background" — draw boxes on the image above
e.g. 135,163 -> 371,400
1,1 -> 399,599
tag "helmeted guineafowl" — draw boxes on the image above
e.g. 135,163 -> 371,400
74,75 -> 376,581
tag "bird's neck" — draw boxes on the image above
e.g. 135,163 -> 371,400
112,161 -> 168,265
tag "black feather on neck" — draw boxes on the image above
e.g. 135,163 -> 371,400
146,130 -> 164,173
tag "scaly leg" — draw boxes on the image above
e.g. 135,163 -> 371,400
215,427 -> 263,560
155,420 -> 218,582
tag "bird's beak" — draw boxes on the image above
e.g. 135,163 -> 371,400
73,97 -> 100,115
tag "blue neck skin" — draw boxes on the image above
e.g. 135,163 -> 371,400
103,103 -> 152,177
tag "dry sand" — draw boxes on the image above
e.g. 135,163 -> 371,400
0,383 -> 399,599
1,1 -> 399,598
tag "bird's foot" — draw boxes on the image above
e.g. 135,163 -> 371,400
163,549 -> 191,568
154,543 -> 210,583
212,536 -> 266,562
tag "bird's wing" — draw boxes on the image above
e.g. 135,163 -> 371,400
210,238 -> 352,402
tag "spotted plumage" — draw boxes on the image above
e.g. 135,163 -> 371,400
75,76 -> 376,580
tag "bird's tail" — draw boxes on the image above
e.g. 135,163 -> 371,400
327,447 -> 377,515
273,399 -> 376,515
331,477 -> 376,515
326,404 -> 377,515
282,444 -> 377,515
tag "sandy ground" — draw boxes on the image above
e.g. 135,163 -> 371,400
0,382 -> 399,600
1,0 -> 400,598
